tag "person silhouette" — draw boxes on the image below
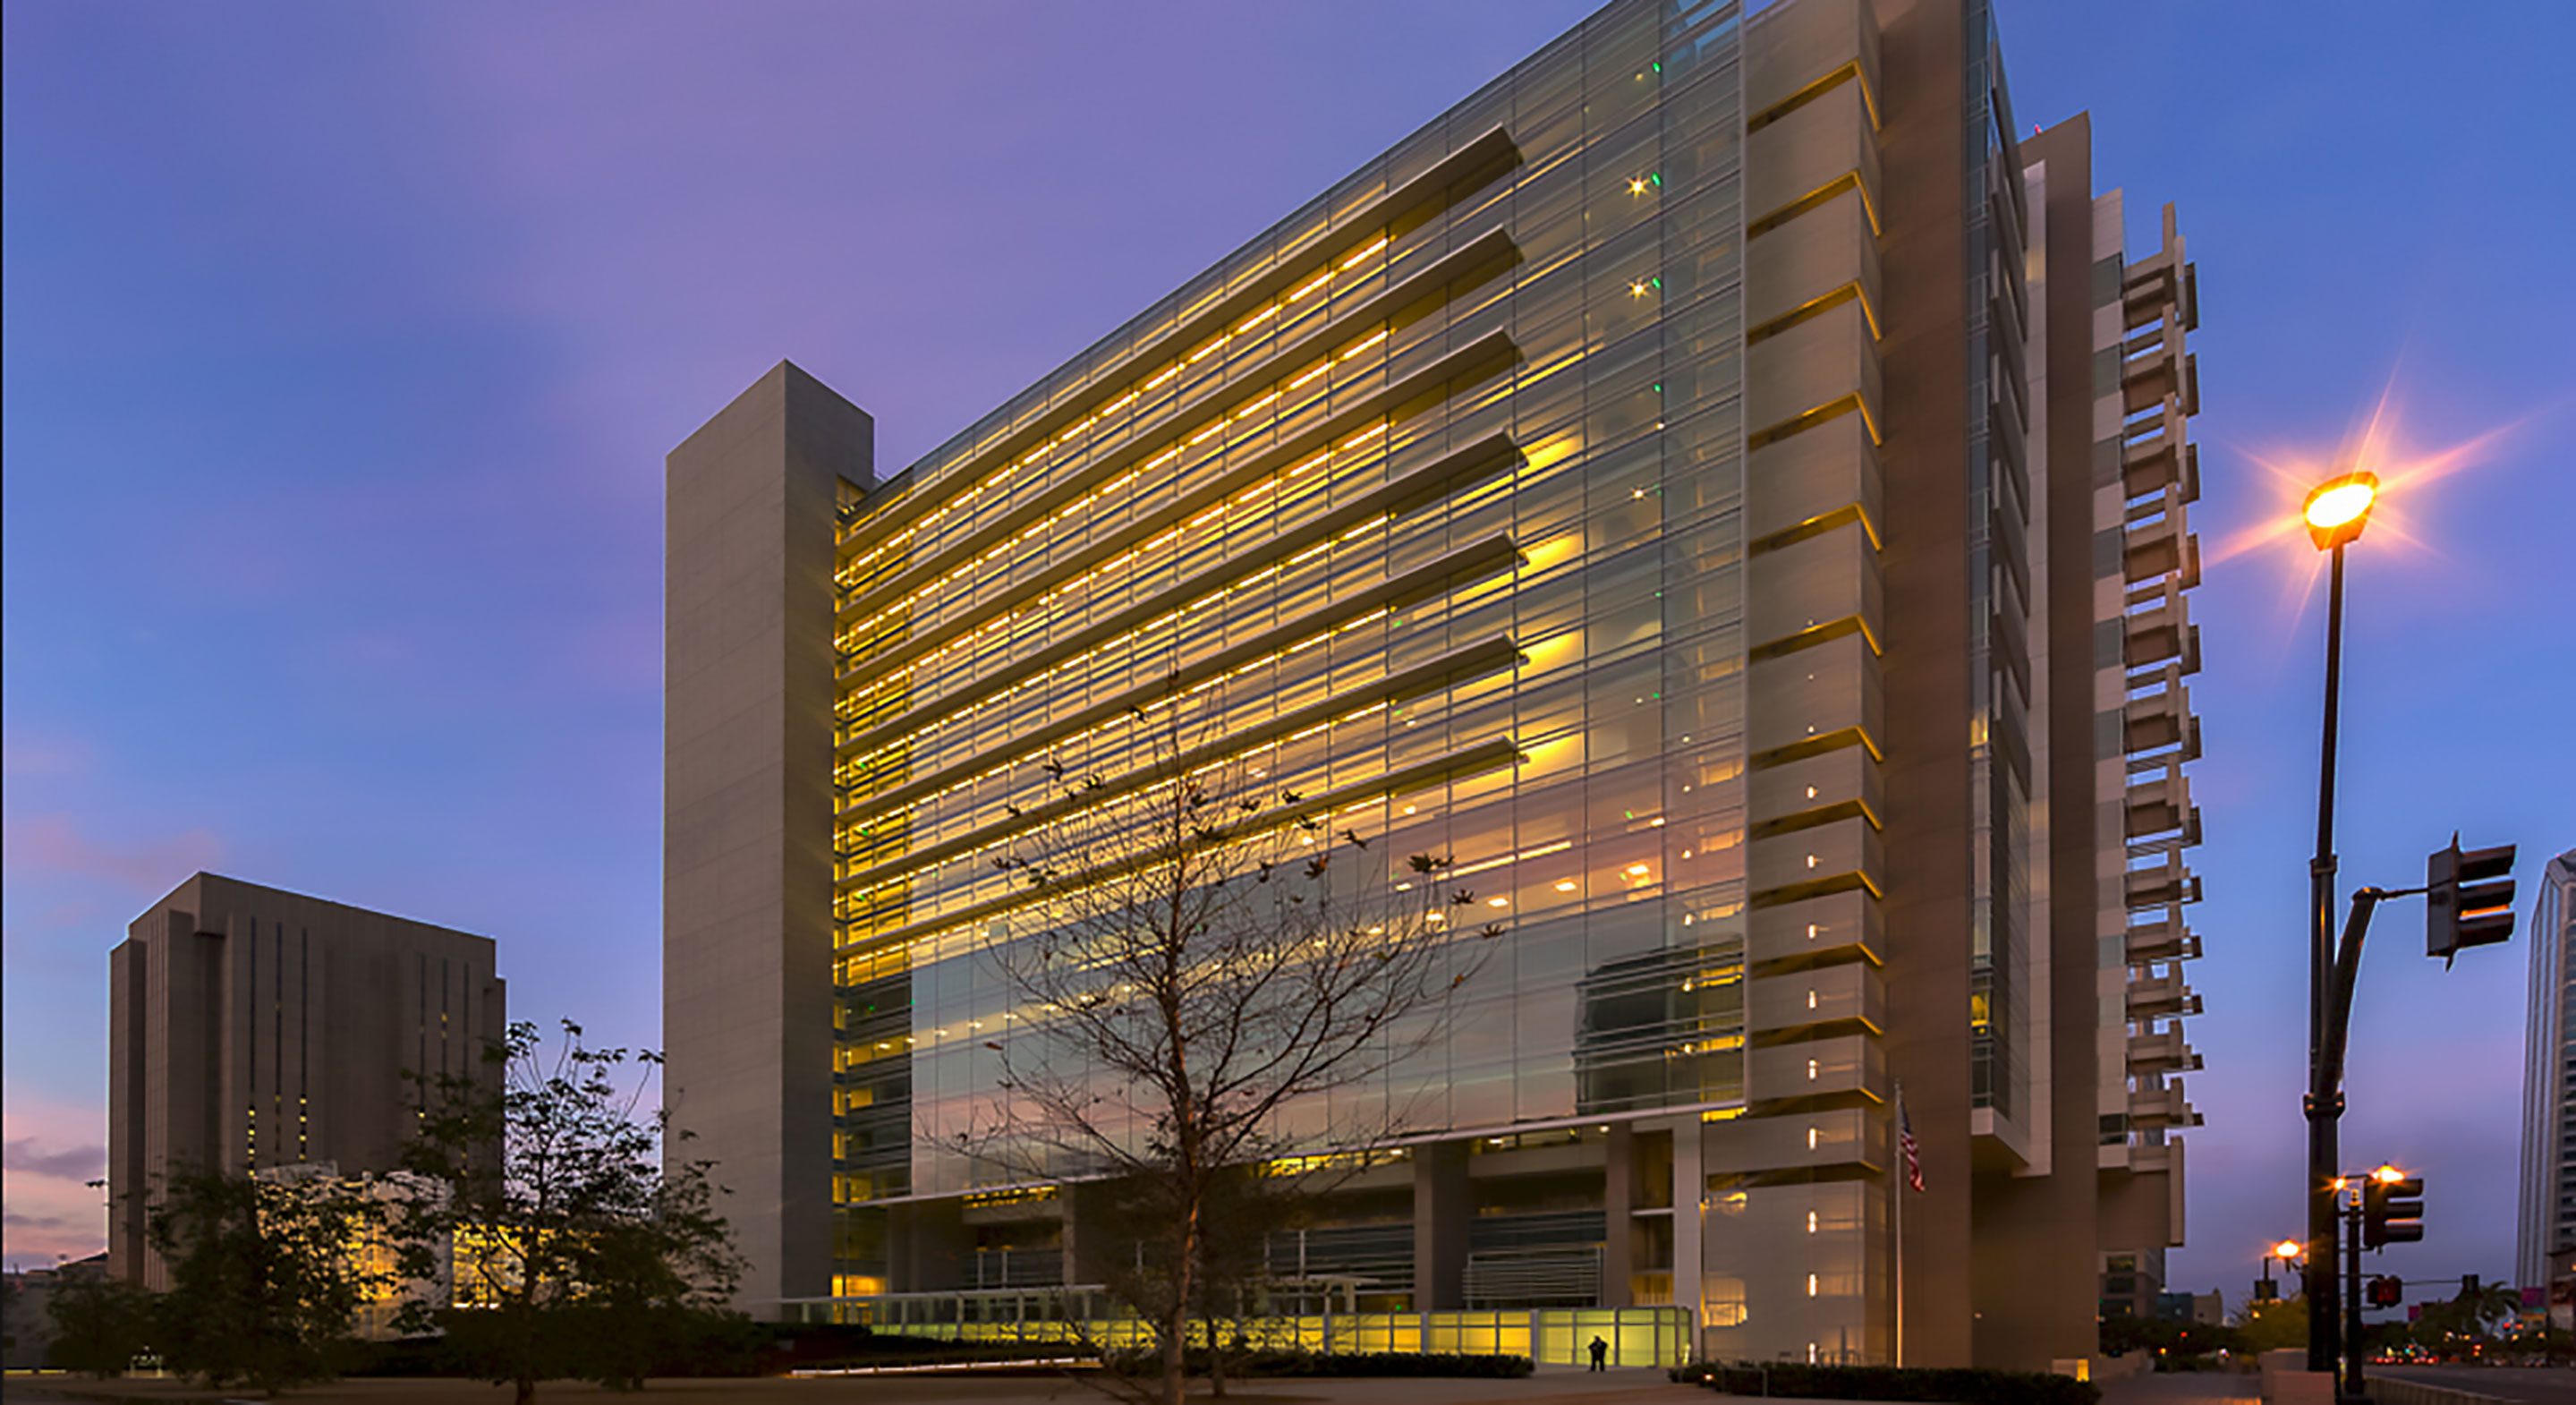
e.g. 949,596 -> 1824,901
1587,1334 -> 1610,1371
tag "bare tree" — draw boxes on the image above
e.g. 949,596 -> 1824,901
944,680 -> 1502,1405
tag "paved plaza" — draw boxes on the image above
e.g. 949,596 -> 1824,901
4,1368 -> 1711,1405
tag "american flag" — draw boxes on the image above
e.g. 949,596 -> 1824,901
1898,1089 -> 1925,1192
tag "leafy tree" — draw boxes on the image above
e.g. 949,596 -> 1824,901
2229,1295 -> 2308,1355
390,1019 -> 744,1404
144,1163 -> 394,1392
2099,1309 -> 2239,1362
948,682 -> 1499,1405
2493,1318 -> 2571,1366
2403,1277 -> 2522,1358
41,1266 -> 154,1376
2457,1278 -> 2521,1333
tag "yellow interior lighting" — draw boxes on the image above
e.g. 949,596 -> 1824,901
837,335 -> 1396,651
837,225 -> 1399,583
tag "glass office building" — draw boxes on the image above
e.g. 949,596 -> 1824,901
2519,849 -> 2576,1295
664,0 -> 2206,1369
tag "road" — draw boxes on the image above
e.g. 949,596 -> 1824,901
2374,1367 -> 2576,1405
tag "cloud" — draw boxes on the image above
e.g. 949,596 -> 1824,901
328,629 -> 419,668
1,729 -> 94,779
0,1171 -> 104,1265
0,813 -> 225,890
30,901 -> 97,930
0,1110 -> 107,1265
3,1138 -> 105,1182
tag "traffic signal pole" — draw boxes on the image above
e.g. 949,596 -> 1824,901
2306,540 -> 2350,1381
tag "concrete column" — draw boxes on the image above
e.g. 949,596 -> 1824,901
1603,1121 -> 1637,1307
1060,1180 -> 1118,1285
664,362 -> 873,1316
1412,1140 -> 1470,1309
892,1199 -> 971,1291
108,934 -> 148,1282
1672,1116 -> 1705,1358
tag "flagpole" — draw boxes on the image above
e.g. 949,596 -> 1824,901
1893,1079 -> 1905,1368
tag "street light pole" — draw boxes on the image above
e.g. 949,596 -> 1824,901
2306,539 -> 2349,1378
2342,1186 -> 2365,1397
2296,470 -> 2376,1386
2289,470 -> 2516,1398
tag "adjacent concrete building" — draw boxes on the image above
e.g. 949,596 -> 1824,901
663,0 -> 2206,1368
1,1252 -> 110,1369
107,873 -> 505,1288
2519,848 -> 2576,1293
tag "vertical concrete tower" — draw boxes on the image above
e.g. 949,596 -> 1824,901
663,362 -> 873,1310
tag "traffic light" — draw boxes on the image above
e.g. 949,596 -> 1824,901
2363,1170 -> 2425,1248
2427,836 -> 2516,965
2368,1275 -> 2403,1307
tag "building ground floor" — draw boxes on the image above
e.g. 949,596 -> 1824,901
803,1111 -> 2158,1372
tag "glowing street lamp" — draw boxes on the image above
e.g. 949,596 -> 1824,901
2301,471 -> 2379,550
2260,1239 -> 2304,1302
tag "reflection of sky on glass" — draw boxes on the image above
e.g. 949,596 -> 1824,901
6,0 -> 2570,1299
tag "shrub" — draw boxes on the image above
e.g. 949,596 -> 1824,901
799,1339 -> 1091,1373
1107,1348 -> 1532,1378
349,1336 -> 469,1377
357,1317 -> 812,1380
42,1271 -> 155,1377
1671,1360 -> 2099,1405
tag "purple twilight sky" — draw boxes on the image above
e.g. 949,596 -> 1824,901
5,1 -> 2572,1307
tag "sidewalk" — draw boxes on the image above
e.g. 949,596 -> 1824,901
3,1368 -> 1712,1405
2098,1372 -> 2264,1405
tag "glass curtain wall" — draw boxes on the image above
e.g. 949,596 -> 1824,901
827,0 -> 1748,1289
1960,0 -> 2032,1121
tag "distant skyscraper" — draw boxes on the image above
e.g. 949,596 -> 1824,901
663,0 -> 2206,1367
2519,848 -> 2576,1290
107,873 -> 506,1288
